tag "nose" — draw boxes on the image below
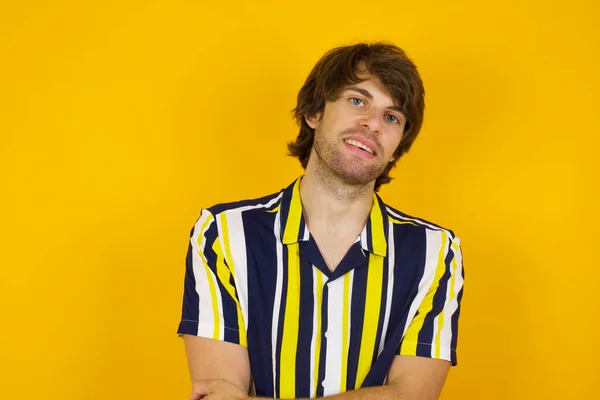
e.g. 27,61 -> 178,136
358,109 -> 383,133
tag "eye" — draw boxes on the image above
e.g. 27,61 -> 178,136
386,114 -> 400,124
350,97 -> 364,106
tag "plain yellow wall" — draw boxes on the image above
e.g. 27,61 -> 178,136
1,1 -> 599,399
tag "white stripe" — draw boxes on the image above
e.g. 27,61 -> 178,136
378,221 -> 395,355
309,267 -> 319,398
219,211 -> 250,332
401,230 -> 445,338
345,269 -> 354,370
323,278 -> 345,396
220,193 -> 283,214
431,238 -> 450,358
386,207 -> 453,237
192,210 -> 224,338
271,209 -> 284,396
438,239 -> 465,360
431,313 -> 440,358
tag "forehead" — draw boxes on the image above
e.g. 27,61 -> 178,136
340,74 -> 399,106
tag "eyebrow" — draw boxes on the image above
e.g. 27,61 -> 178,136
345,86 -> 405,115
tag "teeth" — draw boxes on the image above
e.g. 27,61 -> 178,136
344,139 -> 374,154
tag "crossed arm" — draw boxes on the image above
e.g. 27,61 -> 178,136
182,335 -> 451,400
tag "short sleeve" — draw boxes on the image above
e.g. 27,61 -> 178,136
398,232 -> 464,365
177,209 -> 247,346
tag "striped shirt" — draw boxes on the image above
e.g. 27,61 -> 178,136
177,176 -> 465,398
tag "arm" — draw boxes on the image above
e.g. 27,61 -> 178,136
183,335 -> 251,399
238,356 -> 449,400
178,209 -> 252,399
190,231 -> 463,400
195,354 -> 449,400
321,356 -> 450,400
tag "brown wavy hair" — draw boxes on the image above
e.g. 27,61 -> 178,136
288,41 -> 425,191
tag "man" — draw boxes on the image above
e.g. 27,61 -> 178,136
177,42 -> 465,400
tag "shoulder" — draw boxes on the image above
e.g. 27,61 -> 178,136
189,188 -> 285,241
383,202 -> 459,242
196,188 -> 284,222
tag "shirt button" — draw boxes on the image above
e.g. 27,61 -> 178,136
324,331 -> 330,338
322,380 -> 328,387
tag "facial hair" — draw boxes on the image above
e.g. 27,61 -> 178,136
312,125 -> 389,187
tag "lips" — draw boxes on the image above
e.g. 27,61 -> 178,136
344,138 -> 375,154
342,135 -> 378,156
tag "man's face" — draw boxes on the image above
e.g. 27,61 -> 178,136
305,72 -> 407,187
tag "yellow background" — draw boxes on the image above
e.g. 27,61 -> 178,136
1,1 -> 599,399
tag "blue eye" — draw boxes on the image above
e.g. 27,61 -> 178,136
350,97 -> 363,106
386,114 -> 398,123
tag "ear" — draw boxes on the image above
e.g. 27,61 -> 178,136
389,157 -> 395,163
304,113 -> 321,130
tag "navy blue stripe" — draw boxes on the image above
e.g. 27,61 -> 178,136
298,217 -> 307,241
222,258 -> 240,344
178,234 -> 199,335
393,225 -> 428,354
371,256 -> 389,365
365,217 -> 374,251
450,244 -> 464,365
208,190 -> 283,215
278,182 -> 295,239
450,286 -> 464,365
316,282 -> 329,397
346,264 -> 368,390
385,204 -> 455,238
245,212 -> 278,397
374,195 -> 390,241
295,257 -> 314,398
416,237 -> 454,357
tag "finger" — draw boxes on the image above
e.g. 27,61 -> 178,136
189,392 -> 205,400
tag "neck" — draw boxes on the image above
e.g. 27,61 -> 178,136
299,162 -> 375,233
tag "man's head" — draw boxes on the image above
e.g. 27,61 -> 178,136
288,42 -> 425,191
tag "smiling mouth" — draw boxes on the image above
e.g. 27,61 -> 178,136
344,139 -> 376,155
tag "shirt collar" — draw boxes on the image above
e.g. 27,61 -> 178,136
278,176 -> 388,257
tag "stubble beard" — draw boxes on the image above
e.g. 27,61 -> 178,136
312,125 -> 388,188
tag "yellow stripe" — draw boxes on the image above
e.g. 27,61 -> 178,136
449,242 -> 459,300
400,231 -> 448,357
267,204 -> 280,213
218,213 -> 248,347
389,217 -> 418,226
280,243 -> 301,398
196,214 -> 221,340
283,180 -> 302,243
433,241 -> 459,357
369,195 -> 387,255
204,261 -> 220,340
355,254 -> 384,388
340,273 -> 351,392
313,271 -> 323,396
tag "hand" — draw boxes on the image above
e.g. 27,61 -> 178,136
190,379 -> 249,400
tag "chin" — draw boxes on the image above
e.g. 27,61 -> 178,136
335,167 -> 382,186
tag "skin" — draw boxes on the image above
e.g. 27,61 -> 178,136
183,68 -> 451,399
300,68 -> 407,270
